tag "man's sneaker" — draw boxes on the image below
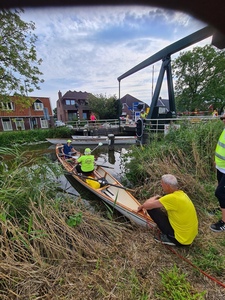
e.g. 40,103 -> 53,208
210,220 -> 225,232
154,233 -> 176,246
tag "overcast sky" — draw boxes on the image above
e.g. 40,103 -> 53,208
21,5 -> 212,109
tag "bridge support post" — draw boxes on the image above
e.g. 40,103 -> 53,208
108,134 -> 115,150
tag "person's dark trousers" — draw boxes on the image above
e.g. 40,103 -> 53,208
215,170 -> 225,209
75,165 -> 94,176
75,165 -> 82,173
147,208 -> 182,246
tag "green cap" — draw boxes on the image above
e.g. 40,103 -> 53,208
84,148 -> 91,154
67,139 -> 72,143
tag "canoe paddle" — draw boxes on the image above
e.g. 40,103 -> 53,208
68,172 -> 135,192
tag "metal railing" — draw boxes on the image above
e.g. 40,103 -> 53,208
143,115 -> 217,134
67,119 -> 120,129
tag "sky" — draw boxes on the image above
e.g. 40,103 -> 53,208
21,5 -> 212,110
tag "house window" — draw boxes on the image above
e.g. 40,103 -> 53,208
65,100 -> 75,105
34,101 -> 43,111
15,118 -> 25,130
68,112 -> 78,121
82,112 -> 88,120
40,118 -> 48,128
2,118 -> 13,131
1,102 -> 14,110
30,117 -> 37,129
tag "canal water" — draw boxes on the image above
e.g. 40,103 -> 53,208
28,142 -> 133,206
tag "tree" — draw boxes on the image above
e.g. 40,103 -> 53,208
172,45 -> 225,112
0,9 -> 44,107
88,94 -> 122,119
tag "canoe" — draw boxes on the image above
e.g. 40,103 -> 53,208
56,144 -> 155,228
47,136 -> 136,146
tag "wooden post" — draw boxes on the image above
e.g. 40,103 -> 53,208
108,134 -> 115,150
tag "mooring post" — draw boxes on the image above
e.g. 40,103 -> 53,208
108,134 -> 115,150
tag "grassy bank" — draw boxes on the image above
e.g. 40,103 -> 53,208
0,120 -> 225,299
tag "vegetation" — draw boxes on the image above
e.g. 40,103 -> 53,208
172,45 -> 225,113
88,93 -> 122,119
0,9 -> 43,106
0,120 -> 225,299
0,127 -> 73,146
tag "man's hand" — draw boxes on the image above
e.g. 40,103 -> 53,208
137,205 -> 144,212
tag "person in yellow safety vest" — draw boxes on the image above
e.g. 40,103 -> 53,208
210,113 -> 225,232
140,109 -> 147,119
74,148 -> 95,176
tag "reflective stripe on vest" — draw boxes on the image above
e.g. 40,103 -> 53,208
215,129 -> 225,168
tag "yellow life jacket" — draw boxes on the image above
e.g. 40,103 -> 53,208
215,129 -> 225,168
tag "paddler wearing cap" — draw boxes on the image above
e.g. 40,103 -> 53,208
74,148 -> 95,176
62,139 -> 76,158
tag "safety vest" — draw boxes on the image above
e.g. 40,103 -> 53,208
215,129 -> 225,168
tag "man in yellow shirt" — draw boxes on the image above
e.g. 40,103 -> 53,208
137,174 -> 198,246
74,148 -> 95,176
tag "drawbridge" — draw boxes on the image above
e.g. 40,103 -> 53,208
117,26 -> 225,143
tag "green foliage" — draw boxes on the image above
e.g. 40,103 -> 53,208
0,9 -> 43,105
0,127 -> 73,146
117,269 -> 149,300
66,212 -> 83,227
125,120 -> 222,187
88,93 -> 121,119
192,246 -> 224,276
156,265 -> 206,299
0,146 -> 62,220
172,45 -> 225,112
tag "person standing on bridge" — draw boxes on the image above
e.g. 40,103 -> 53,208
210,113 -> 225,232
140,109 -> 147,120
90,112 -> 97,122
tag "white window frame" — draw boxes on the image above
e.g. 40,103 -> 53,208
1,102 -> 14,110
40,118 -> 48,128
34,102 -> 44,111
15,118 -> 25,130
2,118 -> 13,131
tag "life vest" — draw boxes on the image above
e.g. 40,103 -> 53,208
215,129 -> 225,168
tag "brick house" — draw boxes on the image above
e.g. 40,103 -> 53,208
0,96 -> 53,131
56,90 -> 93,122
120,94 -> 149,119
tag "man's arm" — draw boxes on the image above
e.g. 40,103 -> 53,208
137,195 -> 163,212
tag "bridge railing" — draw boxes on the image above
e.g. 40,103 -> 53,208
67,119 -> 120,129
143,115 -> 217,134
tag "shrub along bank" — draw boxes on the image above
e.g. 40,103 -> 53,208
0,127 -> 73,146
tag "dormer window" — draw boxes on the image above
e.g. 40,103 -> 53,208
1,102 -> 14,110
34,99 -> 43,111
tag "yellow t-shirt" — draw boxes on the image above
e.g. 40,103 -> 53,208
77,155 -> 95,172
159,190 -> 198,245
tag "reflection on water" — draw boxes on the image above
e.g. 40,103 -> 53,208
57,174 -> 80,196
